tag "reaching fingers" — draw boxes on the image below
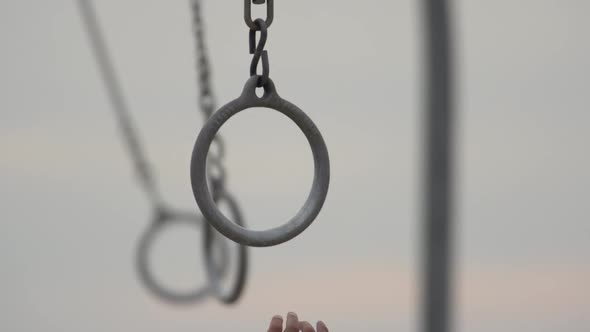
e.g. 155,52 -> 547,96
284,312 -> 299,332
316,320 -> 329,332
268,312 -> 326,332
299,321 -> 315,332
267,315 -> 283,332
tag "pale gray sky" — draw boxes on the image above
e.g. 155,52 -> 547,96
0,1 -> 588,332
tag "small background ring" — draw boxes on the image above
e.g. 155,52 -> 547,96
135,212 -> 212,304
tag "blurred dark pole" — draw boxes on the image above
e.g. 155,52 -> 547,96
421,1 -> 455,332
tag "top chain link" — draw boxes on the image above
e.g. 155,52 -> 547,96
244,0 -> 274,30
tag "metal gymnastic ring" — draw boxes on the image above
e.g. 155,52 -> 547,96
135,209 -> 230,304
191,76 -> 330,247
203,190 -> 248,304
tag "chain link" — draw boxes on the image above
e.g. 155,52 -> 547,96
247,0 -> 274,87
249,18 -> 270,87
244,0 -> 274,30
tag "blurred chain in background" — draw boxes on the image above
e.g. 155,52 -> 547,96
189,0 -> 249,305
190,0 -> 227,195
76,0 -> 248,306
76,0 -> 164,210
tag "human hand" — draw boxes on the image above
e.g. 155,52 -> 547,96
267,312 -> 328,332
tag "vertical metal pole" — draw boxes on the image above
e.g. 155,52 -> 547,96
421,1 -> 455,332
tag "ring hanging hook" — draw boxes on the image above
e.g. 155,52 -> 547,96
249,18 -> 270,87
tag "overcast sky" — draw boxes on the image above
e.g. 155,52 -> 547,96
1,1 -> 589,332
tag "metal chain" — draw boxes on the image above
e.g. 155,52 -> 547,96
191,0 -> 274,190
249,19 -> 270,87
245,0 -> 274,87
190,0 -> 227,194
77,0 -> 164,209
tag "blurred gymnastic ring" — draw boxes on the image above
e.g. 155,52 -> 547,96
203,189 -> 248,304
191,76 -> 331,247
135,209 -> 226,304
